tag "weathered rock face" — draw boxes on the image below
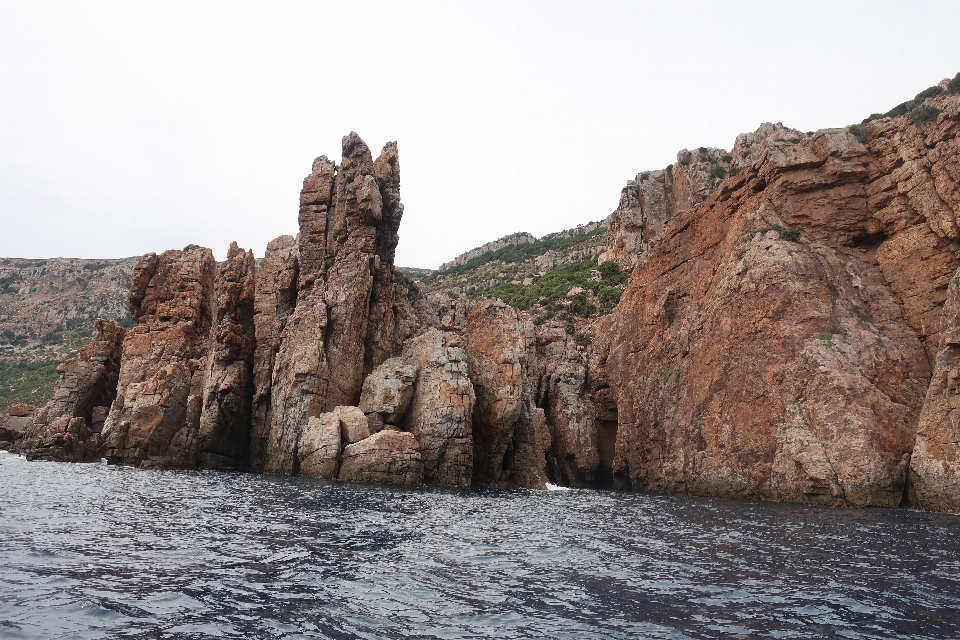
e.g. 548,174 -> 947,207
249,235 -> 298,471
911,268 -> 960,511
101,243 -> 256,469
101,248 -> 217,467
297,412 -> 341,479
30,319 -> 125,435
529,324 -> 599,487
338,429 -> 423,485
602,148 -> 733,269
259,133 -> 406,475
359,357 -> 417,424
402,329 -> 475,486
600,86 -> 960,507
197,242 -> 256,468
8,319 -> 125,462
463,299 -> 525,485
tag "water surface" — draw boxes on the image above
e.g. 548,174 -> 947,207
1,451 -> 958,639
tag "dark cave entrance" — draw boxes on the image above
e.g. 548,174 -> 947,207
593,419 -> 619,489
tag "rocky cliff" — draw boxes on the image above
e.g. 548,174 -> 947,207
598,77 -> 960,510
6,76 -> 960,511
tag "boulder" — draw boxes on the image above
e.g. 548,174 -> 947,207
338,430 -> 423,485
297,413 -> 341,479
335,405 -> 370,444
358,357 -> 417,424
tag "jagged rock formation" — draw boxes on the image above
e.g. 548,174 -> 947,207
10,78 -> 960,511
256,134 -> 408,474
601,147 -> 735,269
463,299 -> 525,485
528,323 -> 599,487
402,329 -> 475,485
249,235 -> 298,470
100,244 -> 256,468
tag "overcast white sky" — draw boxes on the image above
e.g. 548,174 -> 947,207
1,1 -> 958,268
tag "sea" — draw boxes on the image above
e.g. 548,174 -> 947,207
1,451 -> 959,639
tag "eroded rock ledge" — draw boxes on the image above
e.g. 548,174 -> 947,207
6,79 -> 960,511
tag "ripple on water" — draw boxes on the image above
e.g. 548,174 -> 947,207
1,451 -> 959,639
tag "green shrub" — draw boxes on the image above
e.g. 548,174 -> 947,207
710,165 -> 727,180
568,294 -> 596,317
117,315 -> 136,329
848,124 -> 869,143
574,333 -> 592,347
639,172 -> 650,181
597,287 -> 622,306
432,226 -> 605,282
481,259 -> 597,310
950,73 -> 960,93
872,84 -> 945,122
911,104 -> 940,124
564,322 -> 576,336
914,85 -> 944,102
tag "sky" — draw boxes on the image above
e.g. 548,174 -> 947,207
1,1 -> 958,269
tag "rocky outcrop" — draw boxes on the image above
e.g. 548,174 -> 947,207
197,243 -> 256,468
7,319 -> 125,461
439,232 -> 536,271
599,84 -> 960,507
601,148 -> 734,269
463,299 -> 525,485
529,324 -> 599,487
249,235 -> 298,471
259,134 -> 406,474
18,80 -> 960,510
101,244 -> 256,469
403,329 -> 475,485
911,268 -> 960,511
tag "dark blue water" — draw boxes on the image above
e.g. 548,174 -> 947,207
1,452 -> 959,639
